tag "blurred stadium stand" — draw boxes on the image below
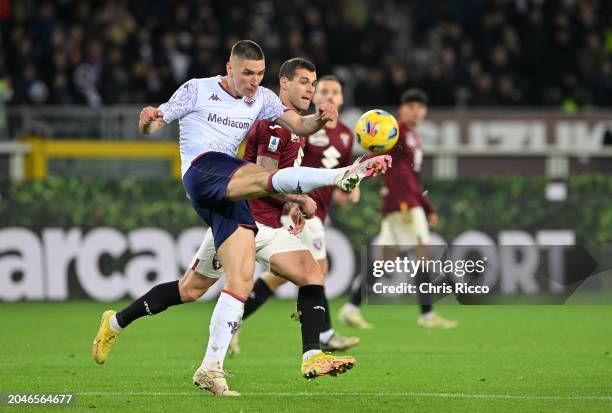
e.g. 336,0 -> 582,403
1,0 -> 611,108
0,0 -> 611,181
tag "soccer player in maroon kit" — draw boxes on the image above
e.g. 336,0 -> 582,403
339,89 -> 457,329
234,75 -> 361,353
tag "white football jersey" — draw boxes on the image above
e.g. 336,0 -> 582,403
158,75 -> 286,177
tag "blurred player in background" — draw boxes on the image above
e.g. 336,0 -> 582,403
339,89 -> 457,329
231,75 -> 360,354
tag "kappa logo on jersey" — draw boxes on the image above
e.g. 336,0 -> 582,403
208,93 -> 221,101
268,136 -> 280,152
244,96 -> 255,107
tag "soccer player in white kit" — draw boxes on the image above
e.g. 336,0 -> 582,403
92,41 -> 391,396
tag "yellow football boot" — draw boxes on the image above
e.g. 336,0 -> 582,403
300,352 -> 356,379
92,310 -> 120,364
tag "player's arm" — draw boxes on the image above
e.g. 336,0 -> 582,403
275,103 -> 338,136
418,190 -> 437,227
140,79 -> 198,135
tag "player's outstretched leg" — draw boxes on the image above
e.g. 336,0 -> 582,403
92,271 -> 216,364
225,155 -> 392,200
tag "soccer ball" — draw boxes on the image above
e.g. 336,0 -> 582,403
354,109 -> 399,154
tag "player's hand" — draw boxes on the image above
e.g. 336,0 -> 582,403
348,186 -> 361,203
299,195 -> 317,219
288,206 -> 306,235
318,103 -> 338,123
140,106 -> 164,125
428,212 -> 439,227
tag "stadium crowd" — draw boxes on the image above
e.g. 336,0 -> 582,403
1,0 -> 611,108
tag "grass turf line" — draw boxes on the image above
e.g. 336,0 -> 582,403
0,300 -> 611,412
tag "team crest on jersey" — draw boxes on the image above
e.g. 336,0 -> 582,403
268,136 -> 280,152
244,96 -> 255,107
340,133 -> 350,147
212,255 -> 222,271
308,130 -> 330,147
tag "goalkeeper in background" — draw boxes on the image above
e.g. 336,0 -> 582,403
339,88 -> 458,329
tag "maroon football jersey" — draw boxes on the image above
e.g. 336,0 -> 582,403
243,120 -> 306,228
381,122 -> 434,216
301,121 -> 354,221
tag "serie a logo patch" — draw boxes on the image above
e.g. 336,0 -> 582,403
268,136 -> 280,152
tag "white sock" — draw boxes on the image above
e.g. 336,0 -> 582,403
109,314 -> 123,332
271,166 -> 343,194
202,291 -> 244,371
319,328 -> 334,344
421,311 -> 434,319
342,303 -> 359,313
302,349 -> 322,362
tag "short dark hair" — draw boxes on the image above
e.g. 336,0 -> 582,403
279,58 -> 316,80
317,75 -> 342,88
400,88 -> 429,106
230,40 -> 265,61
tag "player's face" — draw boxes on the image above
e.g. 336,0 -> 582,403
227,58 -> 265,98
399,102 -> 428,127
313,80 -> 344,110
284,68 -> 317,112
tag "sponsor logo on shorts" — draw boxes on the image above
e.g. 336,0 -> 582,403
212,255 -> 222,271
313,238 -> 323,250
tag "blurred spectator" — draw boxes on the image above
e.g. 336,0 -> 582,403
1,0 -> 611,108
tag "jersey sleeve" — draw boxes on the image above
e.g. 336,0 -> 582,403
255,123 -> 283,161
256,87 -> 286,121
417,191 -> 435,215
158,79 -> 198,123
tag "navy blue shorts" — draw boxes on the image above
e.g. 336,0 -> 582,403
182,152 -> 258,250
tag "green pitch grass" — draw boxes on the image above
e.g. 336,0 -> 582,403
1,300 -> 611,412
